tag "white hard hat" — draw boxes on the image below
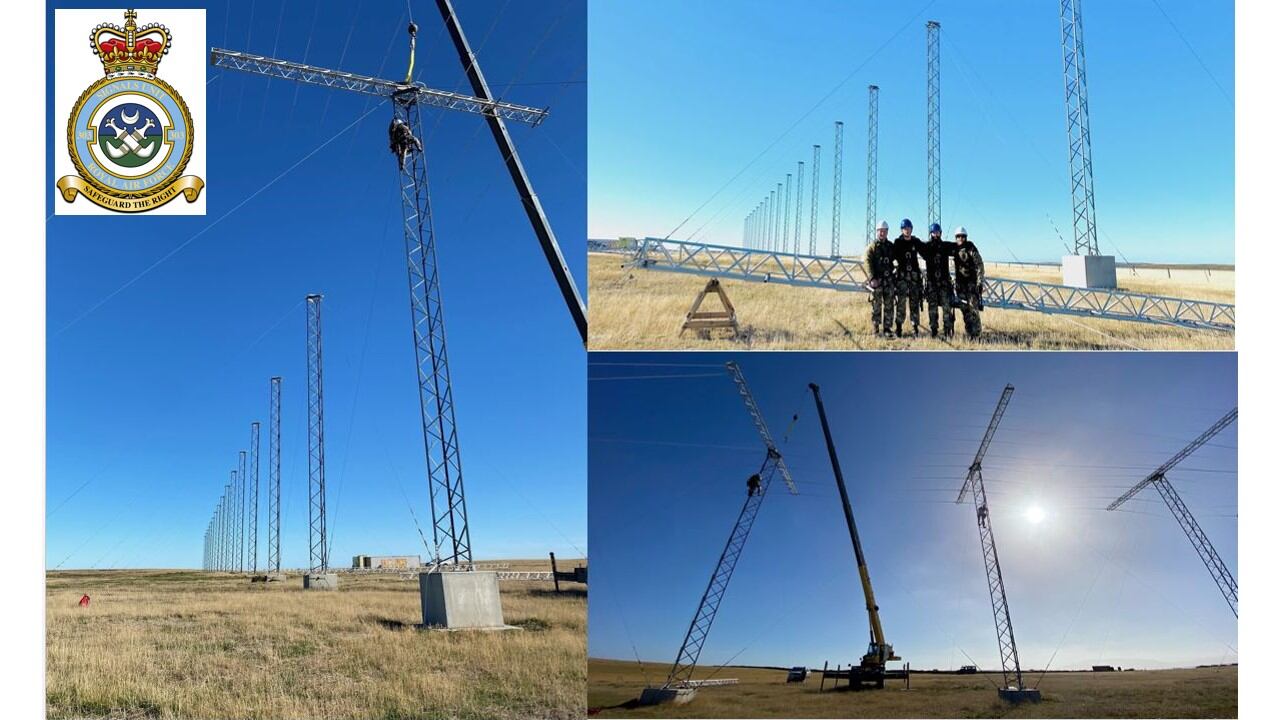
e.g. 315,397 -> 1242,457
953,225 -> 968,237
877,220 -> 889,231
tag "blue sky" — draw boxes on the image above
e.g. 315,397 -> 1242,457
588,352 -> 1237,671
588,0 -> 1234,264
46,0 -> 586,569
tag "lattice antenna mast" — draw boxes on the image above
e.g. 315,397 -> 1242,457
213,494 -> 222,570
773,182 -> 784,251
238,451 -> 247,572
865,85 -> 879,244
955,385 -> 1028,692
1059,0 -> 1100,256
782,174 -> 792,254
306,294 -> 329,574
249,423 -> 260,574
663,362 -> 797,690
926,22 -> 941,231
268,377 -> 282,574
809,145 -> 821,255
210,3 -> 586,343
831,121 -> 844,257
229,471 -> 239,571
793,161 -> 804,262
1108,409 -> 1238,616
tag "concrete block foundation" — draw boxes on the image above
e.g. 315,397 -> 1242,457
419,571 -> 508,629
638,687 -> 699,706
998,688 -> 1042,703
303,573 -> 339,590
1062,254 -> 1117,289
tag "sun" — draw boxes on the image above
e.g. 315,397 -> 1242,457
1025,505 -> 1046,525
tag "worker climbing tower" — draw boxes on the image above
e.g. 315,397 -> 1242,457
640,362 -> 799,706
957,386 -> 1039,703
1058,0 -> 1116,288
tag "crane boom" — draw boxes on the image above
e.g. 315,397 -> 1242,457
809,383 -> 893,656
208,49 -> 549,126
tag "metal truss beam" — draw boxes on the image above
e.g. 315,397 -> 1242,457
926,22 -> 942,231
1059,0 -> 1100,256
865,86 -> 879,244
809,145 -> 821,256
249,423 -> 260,574
1108,408 -> 1238,617
831,122 -> 844,257
663,362 -> 796,688
625,238 -> 1234,332
208,49 -> 548,126
396,96 -> 472,567
956,386 -> 1027,691
306,294 -> 329,574
268,377 -> 282,574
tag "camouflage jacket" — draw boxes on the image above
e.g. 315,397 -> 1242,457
919,238 -> 956,288
864,239 -> 895,283
954,241 -> 984,288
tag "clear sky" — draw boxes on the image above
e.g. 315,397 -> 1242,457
588,352 -> 1237,672
46,0 -> 587,569
588,0 -> 1235,264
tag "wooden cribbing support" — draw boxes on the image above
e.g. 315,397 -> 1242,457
680,278 -> 740,337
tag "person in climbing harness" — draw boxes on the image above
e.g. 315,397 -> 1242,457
747,473 -> 762,497
388,117 -> 423,171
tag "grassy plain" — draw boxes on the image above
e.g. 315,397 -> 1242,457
47,560 -> 585,720
586,253 -> 1235,351
587,659 -> 1237,718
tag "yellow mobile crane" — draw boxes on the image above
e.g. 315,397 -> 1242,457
810,383 -> 908,690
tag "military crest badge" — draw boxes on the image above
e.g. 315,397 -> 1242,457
56,9 -> 204,213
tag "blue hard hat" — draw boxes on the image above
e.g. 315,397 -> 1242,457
929,223 -> 942,234
900,218 -> 913,229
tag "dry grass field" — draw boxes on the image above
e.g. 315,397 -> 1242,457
587,659 -> 1237,719
46,560 -> 586,720
587,253 -> 1235,351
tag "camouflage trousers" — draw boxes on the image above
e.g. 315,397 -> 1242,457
924,282 -> 956,337
869,283 -> 894,333
956,284 -> 982,337
892,275 -> 922,333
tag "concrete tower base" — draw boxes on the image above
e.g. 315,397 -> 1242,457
419,571 -> 508,629
998,688 -> 1042,703
1062,254 -> 1117,289
638,687 -> 699,706
303,573 -> 338,590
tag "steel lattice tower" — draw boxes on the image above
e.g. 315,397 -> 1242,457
781,174 -> 792,254
394,92 -> 474,567
1059,0 -> 1100,256
230,469 -> 240,572
662,362 -> 798,689
926,22 -> 941,233
809,145 -> 821,256
268,377 -> 282,574
766,191 -> 775,251
238,451 -> 247,572
956,386 -> 1028,693
865,85 -> 880,244
792,161 -> 804,260
773,182 -> 783,252
831,122 -> 844,257
1109,409 -> 1238,617
306,294 -> 329,574
249,422 -> 261,574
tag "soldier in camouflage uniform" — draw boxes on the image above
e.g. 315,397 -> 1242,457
891,219 -> 924,337
863,220 -> 895,336
952,226 -> 985,338
919,222 -> 957,338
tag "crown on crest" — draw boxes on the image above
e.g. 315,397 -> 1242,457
91,10 -> 171,77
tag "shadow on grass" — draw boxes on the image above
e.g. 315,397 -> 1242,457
525,587 -> 587,599
587,698 -> 644,715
